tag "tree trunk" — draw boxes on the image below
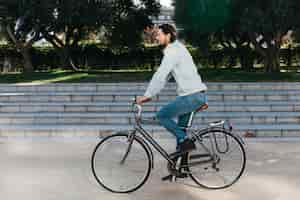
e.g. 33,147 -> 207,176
264,47 -> 280,73
59,47 -> 69,68
287,45 -> 292,68
60,46 -> 79,71
225,48 -> 237,68
20,47 -> 34,73
239,45 -> 254,71
6,25 -> 34,73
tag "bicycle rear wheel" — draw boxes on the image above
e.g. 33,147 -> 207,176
91,133 -> 151,193
188,129 -> 246,189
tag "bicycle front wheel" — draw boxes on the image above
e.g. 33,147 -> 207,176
189,129 -> 246,189
91,133 -> 151,193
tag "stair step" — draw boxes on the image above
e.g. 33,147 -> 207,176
0,101 -> 299,112
0,124 -> 299,138
0,92 -> 299,102
1,82 -> 300,92
0,111 -> 298,117
0,112 -> 299,125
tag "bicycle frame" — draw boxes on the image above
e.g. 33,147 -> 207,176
122,102 -> 237,169
136,124 -> 176,165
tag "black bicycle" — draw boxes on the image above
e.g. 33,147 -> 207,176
91,99 -> 246,193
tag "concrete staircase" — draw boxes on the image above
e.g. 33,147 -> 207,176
0,82 -> 300,138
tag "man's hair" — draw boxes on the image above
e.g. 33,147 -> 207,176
158,24 -> 177,43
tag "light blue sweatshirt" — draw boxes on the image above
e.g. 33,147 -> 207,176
144,40 -> 207,98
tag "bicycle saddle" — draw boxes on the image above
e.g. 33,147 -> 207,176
195,103 -> 208,112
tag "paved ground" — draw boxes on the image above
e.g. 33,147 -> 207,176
0,137 -> 300,200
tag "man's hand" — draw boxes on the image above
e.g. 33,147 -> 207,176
136,96 -> 151,105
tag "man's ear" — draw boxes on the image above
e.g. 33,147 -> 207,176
166,33 -> 171,42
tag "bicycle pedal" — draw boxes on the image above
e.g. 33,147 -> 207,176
176,173 -> 188,179
161,174 -> 174,182
172,176 -> 177,182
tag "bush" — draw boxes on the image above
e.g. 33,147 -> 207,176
1,43 -> 300,72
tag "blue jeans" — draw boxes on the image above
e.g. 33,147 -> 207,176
156,91 -> 207,148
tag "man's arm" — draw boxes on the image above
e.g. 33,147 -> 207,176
136,96 -> 151,105
143,49 -> 177,99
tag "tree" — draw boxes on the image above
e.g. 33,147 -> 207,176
213,1 -> 255,71
0,0 -> 161,71
41,0 -> 160,70
106,0 -> 160,48
0,0 -> 54,72
236,0 -> 300,72
174,0 -> 232,45
175,0 -> 300,72
173,0 -> 233,67
40,0 -> 112,71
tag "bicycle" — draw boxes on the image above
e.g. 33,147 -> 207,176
91,98 -> 246,193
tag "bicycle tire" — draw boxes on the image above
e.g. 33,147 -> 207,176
91,133 -> 151,193
189,129 -> 246,189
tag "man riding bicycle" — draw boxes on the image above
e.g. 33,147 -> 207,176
136,24 -> 208,154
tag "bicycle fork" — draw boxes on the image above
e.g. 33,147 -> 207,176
120,130 -> 136,165
119,130 -> 155,169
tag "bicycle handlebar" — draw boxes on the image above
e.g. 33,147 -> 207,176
132,97 -> 142,121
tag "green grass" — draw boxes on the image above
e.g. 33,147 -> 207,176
0,69 -> 300,84
201,69 -> 300,82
